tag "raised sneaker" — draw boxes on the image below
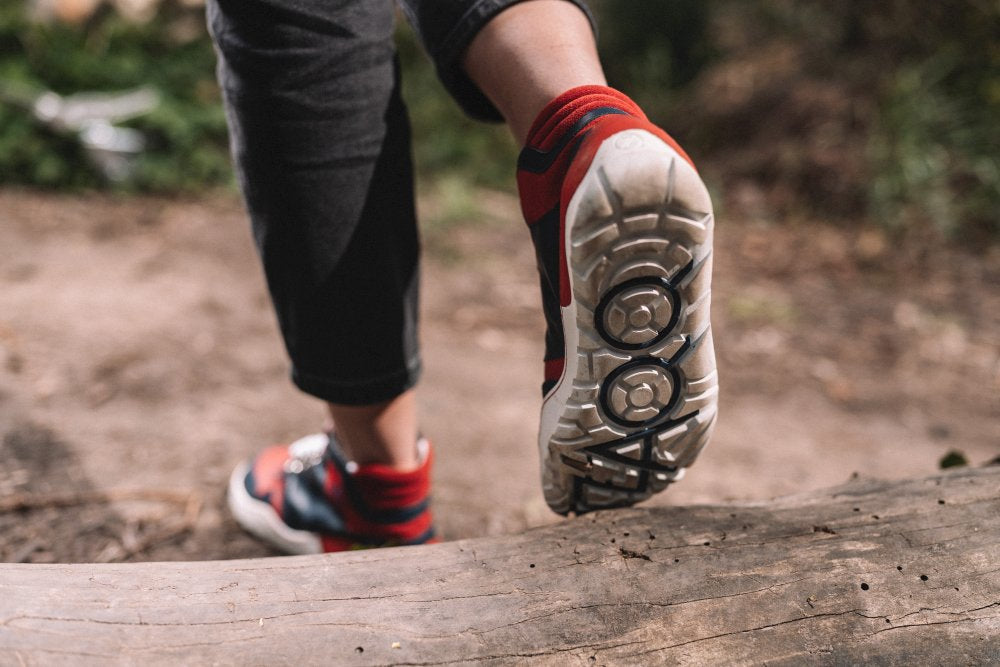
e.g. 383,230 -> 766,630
517,85 -> 718,514
228,432 -> 434,553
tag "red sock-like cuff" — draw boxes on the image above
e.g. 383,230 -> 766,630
524,85 -> 645,152
518,86 -> 649,224
351,444 -> 432,511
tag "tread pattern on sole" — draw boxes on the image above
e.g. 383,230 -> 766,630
543,130 -> 718,514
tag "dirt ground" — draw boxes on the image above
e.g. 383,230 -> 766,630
1,188 -> 997,563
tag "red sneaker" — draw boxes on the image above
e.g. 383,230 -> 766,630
518,86 -> 718,514
228,433 -> 434,553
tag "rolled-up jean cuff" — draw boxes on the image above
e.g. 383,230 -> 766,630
292,359 -> 422,406
430,0 -> 597,122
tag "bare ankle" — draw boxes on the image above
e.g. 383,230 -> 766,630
326,390 -> 420,471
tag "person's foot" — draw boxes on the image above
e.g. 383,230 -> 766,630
517,86 -> 718,515
227,433 -> 434,553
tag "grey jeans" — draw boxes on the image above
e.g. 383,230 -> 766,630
208,0 -> 594,404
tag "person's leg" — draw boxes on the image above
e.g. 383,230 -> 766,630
462,0 -> 605,144
327,391 -> 420,470
208,0 -> 419,470
410,0 -> 719,514
209,0 -> 431,552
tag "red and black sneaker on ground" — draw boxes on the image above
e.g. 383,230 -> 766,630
518,86 -> 718,515
227,433 -> 434,554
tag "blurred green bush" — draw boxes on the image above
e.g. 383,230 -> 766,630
863,2 -> 1000,242
763,0 -> 997,243
0,1 -> 230,191
0,0 -> 996,244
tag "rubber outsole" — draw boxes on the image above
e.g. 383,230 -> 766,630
539,128 -> 718,515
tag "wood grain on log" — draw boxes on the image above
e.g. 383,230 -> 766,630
1,467 -> 998,665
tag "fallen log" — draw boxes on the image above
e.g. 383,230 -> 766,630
1,467 -> 998,665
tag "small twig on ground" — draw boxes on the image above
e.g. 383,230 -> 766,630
2,488 -> 203,562
101,491 -> 203,562
0,488 -> 198,513
11,540 -> 41,564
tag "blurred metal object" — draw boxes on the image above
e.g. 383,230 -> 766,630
1,84 -> 159,182
79,121 -> 149,182
32,87 -> 159,131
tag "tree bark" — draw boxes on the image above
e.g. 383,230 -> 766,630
1,467 -> 998,665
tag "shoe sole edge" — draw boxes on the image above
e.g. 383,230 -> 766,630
540,128 -> 719,514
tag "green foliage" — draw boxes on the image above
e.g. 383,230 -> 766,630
592,0 -> 713,120
0,0 -> 996,245
733,0 -> 1000,243
866,5 -> 1000,243
0,2 -> 231,191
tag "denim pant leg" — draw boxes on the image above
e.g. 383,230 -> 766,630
207,0 -> 596,406
208,0 -> 421,405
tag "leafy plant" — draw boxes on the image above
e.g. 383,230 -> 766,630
593,0 -> 713,120
1,0 -> 996,247
0,2 -> 231,191
728,0 -> 1000,244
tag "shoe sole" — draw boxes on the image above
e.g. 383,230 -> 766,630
227,462 -> 323,555
539,128 -> 718,514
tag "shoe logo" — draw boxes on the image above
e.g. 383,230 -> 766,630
614,132 -> 646,151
